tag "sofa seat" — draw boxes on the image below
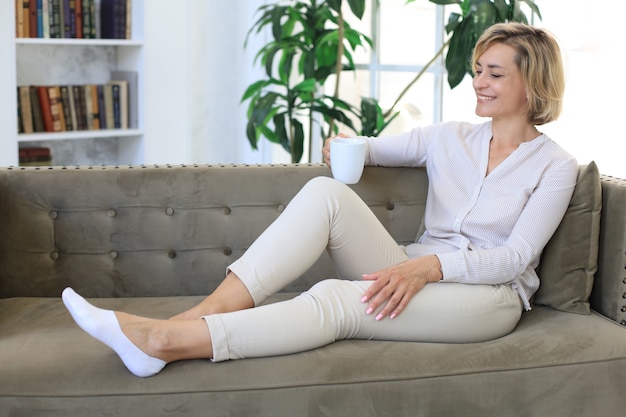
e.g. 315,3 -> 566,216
2,293 -> 625,417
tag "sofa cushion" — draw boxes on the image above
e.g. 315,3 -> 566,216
1,295 -> 626,416
535,162 -> 601,314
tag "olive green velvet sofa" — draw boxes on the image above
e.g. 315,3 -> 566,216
0,163 -> 625,416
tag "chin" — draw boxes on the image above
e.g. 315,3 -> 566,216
475,106 -> 490,118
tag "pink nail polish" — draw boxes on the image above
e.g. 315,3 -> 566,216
375,313 -> 383,321
366,307 -> 373,315
390,313 -> 396,320
361,296 -> 368,303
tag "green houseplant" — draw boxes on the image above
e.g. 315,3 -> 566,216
242,0 -> 541,163
241,0 -> 397,163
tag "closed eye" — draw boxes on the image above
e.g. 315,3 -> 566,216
473,70 -> 502,78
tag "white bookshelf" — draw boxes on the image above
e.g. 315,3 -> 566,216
0,0 -> 145,166
17,128 -> 143,142
15,38 -> 143,46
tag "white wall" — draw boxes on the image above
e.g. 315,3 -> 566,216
538,0 -> 626,178
143,0 -> 288,165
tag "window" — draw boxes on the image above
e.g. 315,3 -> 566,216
330,1 -> 625,178
339,0 -> 447,136
339,0 -> 537,135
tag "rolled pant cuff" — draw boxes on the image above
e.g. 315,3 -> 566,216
203,314 -> 229,362
227,259 -> 268,306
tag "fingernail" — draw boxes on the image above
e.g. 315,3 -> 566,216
361,296 -> 368,303
366,307 -> 374,315
390,313 -> 396,320
375,313 -> 383,321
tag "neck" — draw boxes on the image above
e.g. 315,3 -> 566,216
491,118 -> 539,147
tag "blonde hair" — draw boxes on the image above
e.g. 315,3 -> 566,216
472,22 -> 565,125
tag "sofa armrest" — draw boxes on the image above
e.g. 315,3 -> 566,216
590,175 -> 626,325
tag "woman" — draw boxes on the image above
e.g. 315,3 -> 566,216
63,22 -> 578,378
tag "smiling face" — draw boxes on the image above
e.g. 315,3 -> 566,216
472,42 -> 529,122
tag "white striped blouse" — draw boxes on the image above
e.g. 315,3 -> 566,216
364,121 -> 579,310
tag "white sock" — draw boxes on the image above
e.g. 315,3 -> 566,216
62,287 -> 167,377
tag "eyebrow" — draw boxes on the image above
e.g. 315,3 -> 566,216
475,61 -> 505,70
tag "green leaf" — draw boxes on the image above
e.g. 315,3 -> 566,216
281,11 -> 299,38
314,64 -> 336,83
342,48 -> 356,71
241,80 -> 269,102
343,28 -> 369,50
460,0 -> 471,17
245,7 -> 274,48
492,0 -> 509,21
511,0 -> 528,23
347,0 -> 366,20
359,97 -> 379,135
357,97 -> 401,137
246,119 -> 258,150
263,45 -> 279,78
473,2 -> 497,35
323,96 -> 355,112
293,78 -> 317,93
259,124 -> 280,145
316,37 -> 338,68
311,105 -> 357,132
294,89 -> 314,105
318,29 -> 339,45
251,92 -> 280,125
292,119 -> 305,163
262,106 -> 282,127
327,0 -> 342,13
445,17 -> 473,88
429,0 -> 463,5
271,6 -> 286,41
273,113 -> 291,152
279,49 -> 296,84
445,12 -> 462,33
301,47 -> 316,79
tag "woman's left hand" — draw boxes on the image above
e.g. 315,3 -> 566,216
361,255 -> 442,320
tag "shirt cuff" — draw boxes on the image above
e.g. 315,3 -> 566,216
436,252 -> 466,282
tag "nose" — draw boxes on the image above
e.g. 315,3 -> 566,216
472,72 -> 486,90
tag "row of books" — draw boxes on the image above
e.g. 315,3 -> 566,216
19,147 -> 53,166
15,0 -> 131,40
17,78 -> 134,135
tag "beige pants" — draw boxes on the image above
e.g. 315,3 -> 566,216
204,177 -> 522,362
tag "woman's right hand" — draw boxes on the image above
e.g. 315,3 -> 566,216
361,255 -> 443,320
323,133 -> 350,168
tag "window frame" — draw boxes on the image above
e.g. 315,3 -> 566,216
352,1 -> 448,125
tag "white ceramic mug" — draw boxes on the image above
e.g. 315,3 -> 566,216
330,137 -> 366,184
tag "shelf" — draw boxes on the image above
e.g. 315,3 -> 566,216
16,38 -> 143,47
18,129 -> 143,142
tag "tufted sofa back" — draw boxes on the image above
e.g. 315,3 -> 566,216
0,164 -> 428,298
